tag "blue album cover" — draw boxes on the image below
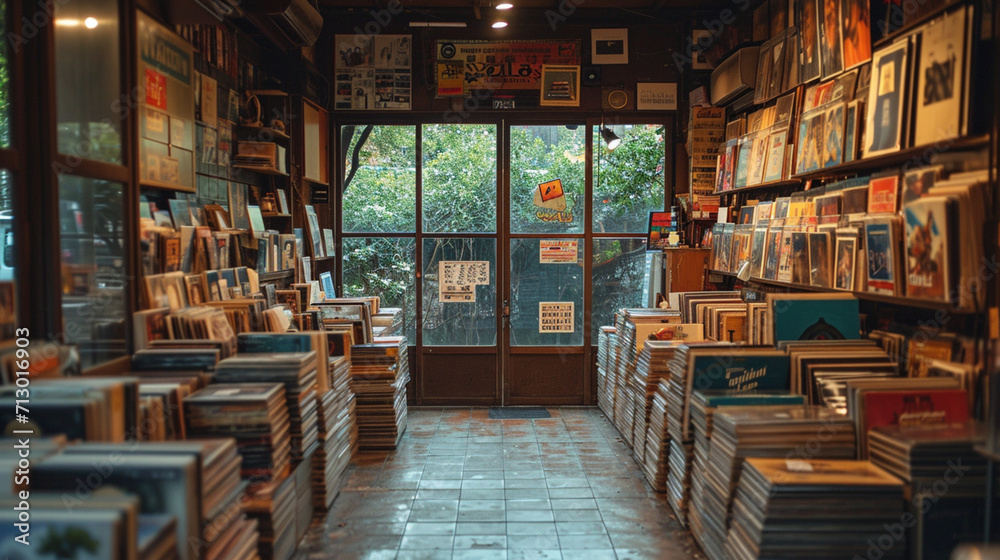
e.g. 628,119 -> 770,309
866,222 -> 895,292
690,353 -> 792,392
735,140 -> 752,189
771,297 -> 861,341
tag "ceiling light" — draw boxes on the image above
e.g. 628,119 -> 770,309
600,127 -> 622,151
409,21 -> 468,27
492,20 -> 508,28
84,17 -> 98,29
496,2 -> 514,9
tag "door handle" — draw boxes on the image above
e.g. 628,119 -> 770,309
502,300 -> 510,325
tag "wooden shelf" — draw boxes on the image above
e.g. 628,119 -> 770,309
706,269 -> 977,312
232,163 -> 288,176
258,269 -> 294,282
715,179 -> 802,196
792,135 -> 990,182
261,212 -> 292,218
247,89 -> 288,97
140,180 -> 197,194
237,125 -> 290,141
976,445 -> 1000,463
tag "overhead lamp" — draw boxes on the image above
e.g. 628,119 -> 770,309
409,21 -> 468,28
492,20 -> 508,28
600,126 -> 621,151
496,2 -> 514,9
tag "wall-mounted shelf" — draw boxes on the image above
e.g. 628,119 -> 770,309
715,179 -> 802,196
258,269 -> 294,282
232,163 -> 288,176
707,269 -> 977,312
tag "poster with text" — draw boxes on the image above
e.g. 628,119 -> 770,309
439,261 -> 490,303
335,35 -> 412,110
539,302 -> 574,333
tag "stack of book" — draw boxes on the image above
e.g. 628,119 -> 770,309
351,337 -> 409,450
244,473 -> 297,560
136,371 -> 208,441
314,340 -> 357,509
687,392 -> 806,560
372,307 -> 404,337
597,326 -> 617,418
34,444 -> 261,560
641,378 -> 672,492
705,406 -> 856,560
212,352 -> 320,461
725,458 -> 904,560
868,422 -> 990,557
184,383 -> 292,481
61,440 -> 247,560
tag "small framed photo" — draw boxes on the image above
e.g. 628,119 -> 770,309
591,28 -> 628,65
539,65 -> 581,107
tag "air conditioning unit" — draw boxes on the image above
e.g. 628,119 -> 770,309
710,46 -> 759,107
250,0 -> 323,48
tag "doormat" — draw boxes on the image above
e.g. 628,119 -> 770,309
488,407 -> 551,419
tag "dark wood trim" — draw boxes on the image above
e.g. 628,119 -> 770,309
509,347 -> 586,355
123,0 -> 138,357
52,156 -> 131,184
584,118 -> 596,406
0,150 -> 17,171
421,347 -> 498,355
81,355 -> 131,377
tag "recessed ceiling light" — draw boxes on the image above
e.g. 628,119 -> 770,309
84,17 -> 98,29
496,2 -> 514,9
492,20 -> 508,28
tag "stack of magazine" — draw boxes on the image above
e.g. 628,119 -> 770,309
184,383 -> 292,481
314,331 -> 358,509
351,336 -> 410,450
212,352 -> 320,461
596,326 -> 617,418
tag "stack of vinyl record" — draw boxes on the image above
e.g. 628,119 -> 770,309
313,352 -> 357,509
185,383 -> 291,481
705,406 -> 856,560
597,326 -> 616,418
632,340 -> 683,468
612,315 -> 637,446
868,422 -> 991,557
642,378 -> 671,492
244,472 -> 297,560
212,352 -> 320,461
687,392 -> 806,560
351,337 -> 409,450
725,458 -> 905,560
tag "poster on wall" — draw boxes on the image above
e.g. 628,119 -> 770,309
335,34 -> 412,110
539,302 -> 574,333
637,82 -> 678,111
435,40 -> 581,95
439,261 -> 490,303
137,11 -> 195,192
591,28 -> 628,65
539,240 -> 578,264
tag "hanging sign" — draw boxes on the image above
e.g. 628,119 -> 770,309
435,40 -> 581,94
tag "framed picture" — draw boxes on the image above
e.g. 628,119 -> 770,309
320,271 -> 336,300
304,205 -> 325,258
834,234 -> 857,290
808,231 -> 832,288
843,100 -> 861,163
763,130 -> 788,183
692,30 -> 713,69
822,103 -> 845,168
841,0 -> 872,70
819,0 -> 844,79
798,0 -> 822,83
323,228 -> 336,258
247,205 -> 265,233
228,182 -> 250,230
754,39 -> 773,105
276,189 -> 290,215
864,39 -> 909,158
795,110 -> 825,174
591,28 -> 628,65
746,133 -> 770,186
539,65 -> 581,107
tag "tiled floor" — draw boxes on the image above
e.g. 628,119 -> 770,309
296,407 -> 700,560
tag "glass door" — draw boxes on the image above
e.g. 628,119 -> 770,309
504,124 -> 588,404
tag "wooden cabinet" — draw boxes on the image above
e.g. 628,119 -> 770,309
663,248 -> 710,293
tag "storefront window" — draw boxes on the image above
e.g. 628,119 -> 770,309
510,238 -> 584,346
342,125 -> 416,233
422,124 -> 497,233
59,175 -> 126,367
342,237 -> 416,342
510,125 -> 585,234
592,124 -> 666,233
592,238 -> 648,339
0,0 -> 10,149
54,0 -> 122,164
422,237 -> 496,346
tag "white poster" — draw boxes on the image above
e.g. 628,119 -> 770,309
539,302 -> 574,333
637,82 -> 678,111
539,240 -> 578,264
439,261 -> 489,303
335,34 -> 412,110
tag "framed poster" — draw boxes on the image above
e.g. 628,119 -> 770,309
637,82 -> 678,111
591,28 -> 628,65
864,39 -> 909,158
136,11 -> 195,192
334,34 -> 412,110
539,65 -> 580,107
